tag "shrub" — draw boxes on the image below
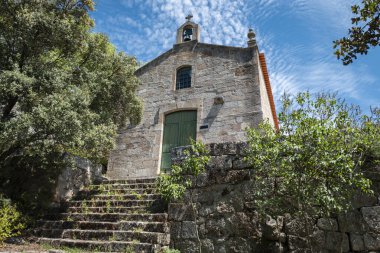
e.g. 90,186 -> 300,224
157,140 -> 210,202
245,92 -> 380,217
0,196 -> 25,243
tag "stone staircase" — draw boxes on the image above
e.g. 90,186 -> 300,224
35,178 -> 170,252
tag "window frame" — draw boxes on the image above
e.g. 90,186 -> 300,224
175,66 -> 192,90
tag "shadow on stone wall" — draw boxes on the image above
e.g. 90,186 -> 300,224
168,142 -> 380,253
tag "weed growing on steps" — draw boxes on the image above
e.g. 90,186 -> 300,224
124,246 -> 135,253
105,199 -> 111,213
81,202 -> 89,214
133,227 -> 144,233
108,234 -> 117,241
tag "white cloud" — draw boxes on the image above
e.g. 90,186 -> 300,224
93,0 -> 379,110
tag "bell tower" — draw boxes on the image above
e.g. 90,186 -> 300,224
176,14 -> 200,44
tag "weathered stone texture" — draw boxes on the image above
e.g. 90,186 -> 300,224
168,143 -> 380,253
107,40 -> 273,179
54,156 -> 102,203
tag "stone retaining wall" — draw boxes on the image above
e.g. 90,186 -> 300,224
168,142 -> 380,253
54,156 -> 103,203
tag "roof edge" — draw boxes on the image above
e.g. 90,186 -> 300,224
258,53 -> 279,130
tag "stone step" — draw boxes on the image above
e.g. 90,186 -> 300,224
76,188 -> 157,198
44,213 -> 168,222
61,229 -> 170,245
102,178 -> 157,185
37,220 -> 169,233
86,194 -> 161,201
38,237 -> 155,252
67,206 -> 151,214
67,199 -> 156,208
89,183 -> 157,191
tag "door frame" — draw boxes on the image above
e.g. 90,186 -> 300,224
155,98 -> 203,175
160,110 -> 197,172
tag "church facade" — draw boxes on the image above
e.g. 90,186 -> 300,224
107,17 -> 278,179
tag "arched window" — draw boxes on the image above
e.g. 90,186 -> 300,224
176,66 -> 192,90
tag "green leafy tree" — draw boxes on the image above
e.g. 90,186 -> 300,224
245,92 -> 379,217
0,0 -> 142,213
334,0 -> 380,65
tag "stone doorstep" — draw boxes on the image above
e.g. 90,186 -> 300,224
44,213 -> 168,222
67,199 -> 155,207
61,229 -> 170,245
38,238 -> 154,252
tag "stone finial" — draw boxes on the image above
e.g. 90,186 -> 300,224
247,28 -> 257,47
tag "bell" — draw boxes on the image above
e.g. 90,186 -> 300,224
183,28 -> 193,41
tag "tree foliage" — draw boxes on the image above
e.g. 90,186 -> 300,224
245,92 -> 380,217
334,0 -> 380,65
0,0 -> 142,212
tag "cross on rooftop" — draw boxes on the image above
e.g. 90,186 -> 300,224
185,14 -> 193,22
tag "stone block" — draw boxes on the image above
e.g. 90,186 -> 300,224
285,217 -> 313,237
170,222 -> 182,239
205,218 -> 227,237
226,237 -> 251,253
287,236 -> 308,250
236,142 -> 248,156
208,143 -> 224,156
350,233 -> 365,252
316,218 -> 338,231
226,212 -> 256,237
338,210 -> 368,233
175,240 -> 199,253
224,170 -> 250,184
201,239 -> 215,253
181,221 -> 198,239
325,231 -> 349,252
361,206 -> 380,233
310,229 -> 326,249
262,215 -> 283,241
168,203 -> 195,221
196,172 -> 210,187
351,191 -> 378,209
232,157 -> 250,170
216,201 -> 235,214
208,155 -> 233,171
364,233 -> 380,251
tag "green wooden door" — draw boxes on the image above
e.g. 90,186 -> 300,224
161,110 -> 197,172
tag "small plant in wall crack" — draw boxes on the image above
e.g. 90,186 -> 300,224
157,139 -> 210,253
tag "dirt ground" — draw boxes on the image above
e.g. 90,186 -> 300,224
0,242 -> 50,253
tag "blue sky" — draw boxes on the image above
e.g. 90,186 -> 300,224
91,0 -> 380,112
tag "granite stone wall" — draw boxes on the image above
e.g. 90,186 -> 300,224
168,143 -> 380,253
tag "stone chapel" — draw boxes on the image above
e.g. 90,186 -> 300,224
107,16 -> 278,179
